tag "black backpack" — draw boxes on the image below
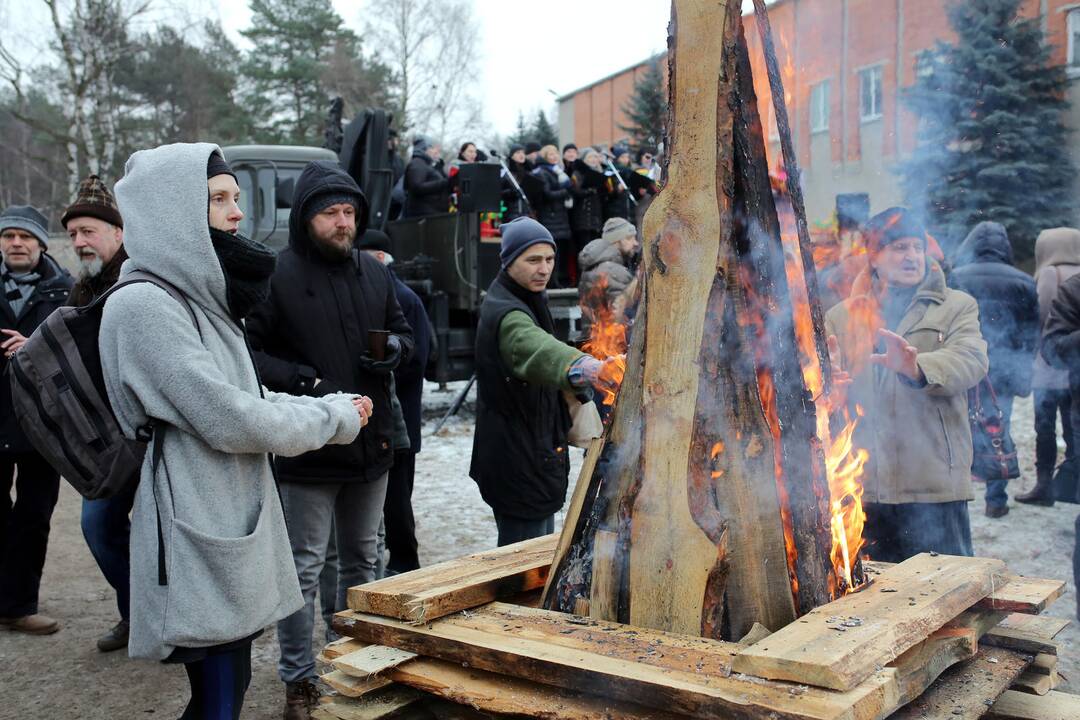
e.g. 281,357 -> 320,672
8,271 -> 196,500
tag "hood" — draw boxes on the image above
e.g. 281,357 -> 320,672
579,237 -> 622,271
287,161 -> 370,257
953,221 -> 1013,267
1035,227 -> 1080,273
114,142 -> 229,317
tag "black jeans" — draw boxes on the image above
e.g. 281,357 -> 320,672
0,451 -> 60,618
383,450 -> 419,573
494,513 -> 555,547
863,501 -> 974,563
1035,388 -> 1074,474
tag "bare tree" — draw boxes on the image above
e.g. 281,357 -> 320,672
363,0 -> 486,144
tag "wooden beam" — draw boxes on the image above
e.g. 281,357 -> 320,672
1011,669 -> 1055,696
996,613 -> 1071,639
987,690 -> 1080,720
864,562 -> 1066,615
347,534 -> 555,623
731,553 -> 1008,691
889,647 -> 1031,720
983,627 -> 1059,656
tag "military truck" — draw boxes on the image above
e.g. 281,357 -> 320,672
222,115 -> 580,386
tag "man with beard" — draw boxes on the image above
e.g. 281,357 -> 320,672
61,176 -> 133,651
246,161 -> 413,720
0,205 -> 73,635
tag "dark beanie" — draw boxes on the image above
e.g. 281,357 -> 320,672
302,192 -> 360,223
62,175 -> 123,230
206,151 -> 236,181
524,141 -> 542,154
0,205 -> 49,250
562,143 -> 578,153
500,217 -> 556,269
864,207 -> 927,254
357,229 -> 391,254
509,143 -> 525,156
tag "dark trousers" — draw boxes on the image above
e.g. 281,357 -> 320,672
0,451 -> 60,618
1035,387 -> 1075,474
81,481 -> 137,621
383,450 -> 419,573
554,235 -> 577,288
494,513 -> 555,547
181,641 -> 253,720
979,390 -> 1014,508
863,501 -> 974,563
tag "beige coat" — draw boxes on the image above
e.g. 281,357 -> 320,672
825,263 -> 988,504
1032,228 -> 1080,390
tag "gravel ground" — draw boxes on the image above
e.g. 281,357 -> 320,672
0,383 -> 1074,718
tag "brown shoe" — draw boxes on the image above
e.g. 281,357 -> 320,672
1016,473 -> 1055,507
985,503 -> 1009,519
0,614 -> 59,635
283,679 -> 320,720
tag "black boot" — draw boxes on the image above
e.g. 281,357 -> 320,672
1016,468 -> 1056,507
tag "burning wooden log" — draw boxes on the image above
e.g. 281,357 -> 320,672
541,0 -> 867,640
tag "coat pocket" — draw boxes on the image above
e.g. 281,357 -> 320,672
162,497 -> 281,647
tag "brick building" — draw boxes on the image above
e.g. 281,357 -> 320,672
557,0 -> 1080,226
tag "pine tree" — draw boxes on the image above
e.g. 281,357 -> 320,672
507,111 -> 529,146
531,109 -> 559,147
619,56 -> 666,150
899,0 -> 1075,260
242,0 -> 367,145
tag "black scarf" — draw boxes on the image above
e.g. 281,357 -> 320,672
496,269 -> 554,334
209,227 -> 277,321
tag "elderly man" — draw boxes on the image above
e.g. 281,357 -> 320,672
471,217 -> 619,545
0,205 -> 73,635
58,175 -> 134,651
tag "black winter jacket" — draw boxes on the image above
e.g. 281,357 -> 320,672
247,161 -> 414,483
534,165 -> 571,241
403,153 -> 450,218
569,164 -> 604,235
1,254 -> 73,454
948,222 -> 1038,397
392,274 -> 430,454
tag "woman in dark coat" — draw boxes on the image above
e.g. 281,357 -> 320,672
500,145 -> 532,223
569,148 -> 606,255
532,145 -> 573,286
402,137 -> 450,218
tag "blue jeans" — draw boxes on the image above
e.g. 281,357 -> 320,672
81,483 -> 137,621
276,476 -> 388,683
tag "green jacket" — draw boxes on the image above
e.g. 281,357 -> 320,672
498,310 -> 585,392
825,264 -> 988,504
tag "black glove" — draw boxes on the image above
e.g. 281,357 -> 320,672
358,335 -> 403,375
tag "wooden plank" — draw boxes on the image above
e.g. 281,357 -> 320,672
732,554 -> 1008,691
388,655 -> 692,720
587,529 -> 618,621
540,437 -> 603,605
347,534 -> 556,623
987,690 -> 1080,720
335,602 -> 904,720
333,646 -> 418,678
983,627 -> 1060,656
889,647 -> 1031,720
1029,653 -> 1056,676
864,562 -> 1066,615
1011,669 -> 1054,696
888,626 -> 979,706
312,686 -> 425,720
996,613 -> 1070,639
322,638 -> 369,662
320,670 -> 394,698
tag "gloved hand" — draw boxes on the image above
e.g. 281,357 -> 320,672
567,355 -> 624,393
358,335 -> 403,375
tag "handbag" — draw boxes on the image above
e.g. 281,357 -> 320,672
968,378 -> 1020,481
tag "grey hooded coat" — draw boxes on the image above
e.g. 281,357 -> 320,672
99,143 -> 362,660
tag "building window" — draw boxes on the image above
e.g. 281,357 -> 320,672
859,66 -> 884,122
1069,9 -> 1080,67
810,80 -> 830,133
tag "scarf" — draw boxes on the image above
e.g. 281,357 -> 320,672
2,263 -> 41,319
496,269 -> 554,334
208,227 -> 277,322
68,245 -> 129,307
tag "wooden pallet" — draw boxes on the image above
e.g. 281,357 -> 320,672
323,542 -> 1073,720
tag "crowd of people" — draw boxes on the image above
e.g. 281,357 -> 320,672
0,134 -> 1078,720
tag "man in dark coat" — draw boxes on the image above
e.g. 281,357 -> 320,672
62,175 -> 134,652
0,205 -> 73,636
471,217 -> 618,546
356,229 -> 432,573
246,161 -> 413,717
948,221 -> 1039,517
402,136 -> 450,218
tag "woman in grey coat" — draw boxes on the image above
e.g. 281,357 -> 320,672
99,143 -> 368,719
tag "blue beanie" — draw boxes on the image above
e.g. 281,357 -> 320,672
0,205 -> 49,250
499,217 -> 556,269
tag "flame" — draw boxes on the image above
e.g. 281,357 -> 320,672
827,407 -> 869,591
581,274 -> 628,406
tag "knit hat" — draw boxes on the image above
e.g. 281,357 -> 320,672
0,205 -> 49,249
562,143 -> 578,153
864,207 -> 926,255
206,151 -> 237,182
302,192 -> 360,224
499,217 -> 556,269
508,143 -> 525,156
61,175 -> 123,230
612,143 -> 631,160
413,136 -> 432,154
601,217 -> 635,244
524,141 -> 542,155
357,229 -> 391,254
